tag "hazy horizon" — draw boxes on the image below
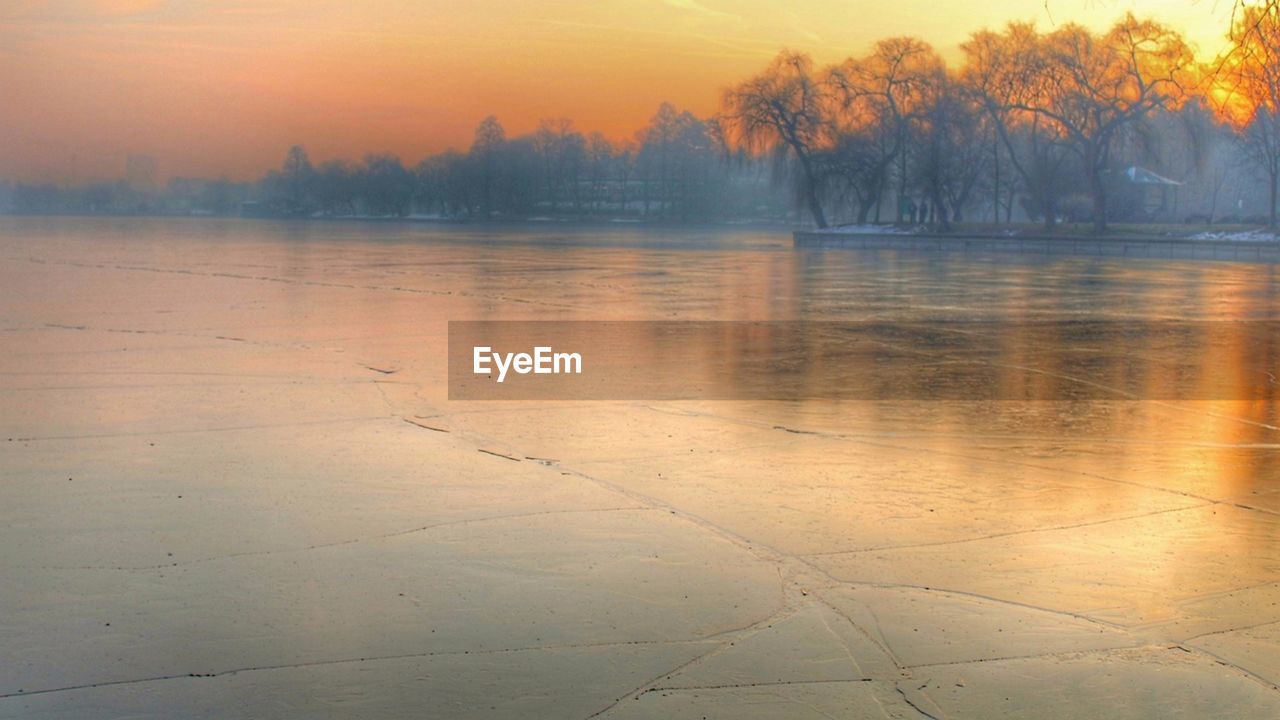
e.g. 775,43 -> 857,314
2,0 -> 1241,184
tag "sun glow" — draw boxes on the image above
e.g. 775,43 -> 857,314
0,1 -> 1242,182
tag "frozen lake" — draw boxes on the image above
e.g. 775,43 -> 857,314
3,217 -> 1280,718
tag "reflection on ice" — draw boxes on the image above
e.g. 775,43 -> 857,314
2,217 -> 1280,718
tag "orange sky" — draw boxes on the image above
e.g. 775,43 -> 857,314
0,0 -> 1242,183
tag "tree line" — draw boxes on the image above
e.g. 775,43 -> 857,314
4,103 -> 790,223
9,8 -> 1280,232
244,104 -> 788,223
721,8 -> 1280,232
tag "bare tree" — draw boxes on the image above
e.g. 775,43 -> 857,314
361,154 -> 414,217
721,51 -> 830,227
1050,16 -> 1194,232
964,23 -> 1074,230
636,103 -> 718,220
826,37 -> 940,224
281,145 -> 314,215
315,160 -> 356,216
613,139 -> 637,217
915,71 -> 989,228
533,118 -> 586,214
1216,4 -> 1280,226
470,116 -> 506,217
584,132 -> 613,214
637,103 -> 680,218
964,17 -> 1193,232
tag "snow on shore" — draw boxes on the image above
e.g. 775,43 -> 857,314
815,224 -> 916,234
1190,229 -> 1280,242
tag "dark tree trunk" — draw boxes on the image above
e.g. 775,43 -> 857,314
992,132 -> 1001,223
1270,172 -> 1278,228
931,189 -> 950,232
1089,169 -> 1108,235
1085,145 -> 1108,235
795,150 -> 827,228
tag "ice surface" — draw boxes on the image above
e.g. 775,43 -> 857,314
2,217 -> 1279,718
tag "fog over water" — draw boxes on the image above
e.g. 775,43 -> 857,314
3,217 -> 1280,718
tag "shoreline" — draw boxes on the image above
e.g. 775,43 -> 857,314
8,212 -> 1280,260
0,212 -> 804,234
794,230 -> 1280,262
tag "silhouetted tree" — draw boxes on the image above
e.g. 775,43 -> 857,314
1217,4 -> 1280,226
280,145 -> 314,215
533,118 -> 586,213
826,37 -> 940,223
721,51 -> 830,227
361,154 -> 414,216
470,115 -> 506,216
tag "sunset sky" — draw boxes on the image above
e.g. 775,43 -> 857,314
0,0 -> 1243,183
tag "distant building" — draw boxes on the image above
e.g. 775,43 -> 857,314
1122,166 -> 1181,219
